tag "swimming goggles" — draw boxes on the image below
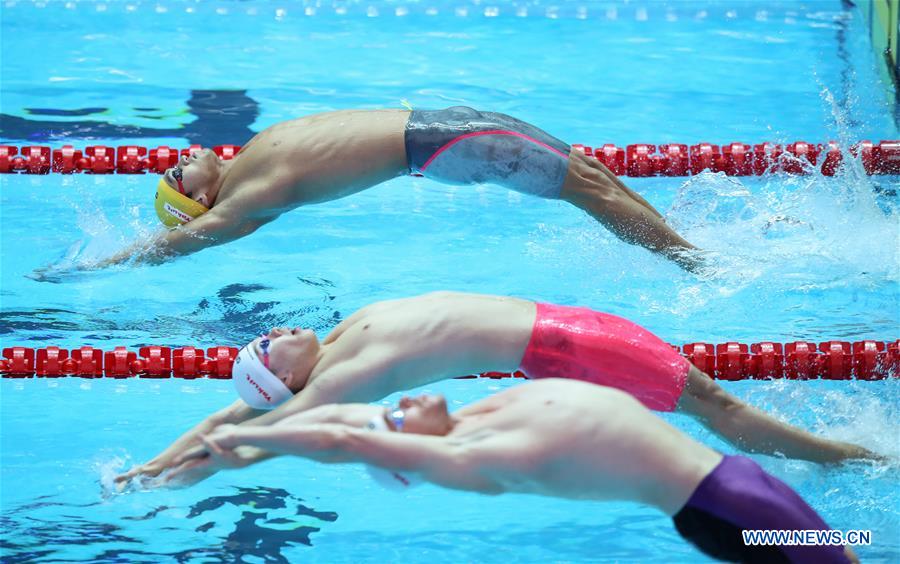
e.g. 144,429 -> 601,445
389,406 -> 405,432
258,336 -> 271,369
171,166 -> 186,194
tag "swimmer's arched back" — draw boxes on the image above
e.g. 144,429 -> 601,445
34,107 -> 703,279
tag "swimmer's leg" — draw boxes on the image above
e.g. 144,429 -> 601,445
559,150 -> 702,271
676,366 -> 881,463
592,158 -> 663,218
406,107 -> 701,270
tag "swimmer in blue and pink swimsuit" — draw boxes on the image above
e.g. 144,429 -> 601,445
401,107 -> 700,269
75,106 -> 701,274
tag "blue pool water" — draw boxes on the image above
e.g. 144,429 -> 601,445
1,0 -> 899,562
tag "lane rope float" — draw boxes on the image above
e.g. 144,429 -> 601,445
0,140 -> 898,177
1,340 -> 897,381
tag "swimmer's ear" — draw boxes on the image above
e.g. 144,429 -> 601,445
283,370 -> 298,392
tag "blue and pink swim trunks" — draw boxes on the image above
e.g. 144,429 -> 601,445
404,106 -> 571,199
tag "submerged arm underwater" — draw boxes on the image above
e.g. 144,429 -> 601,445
29,209 -> 269,281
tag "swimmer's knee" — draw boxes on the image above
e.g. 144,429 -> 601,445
561,160 -> 622,202
707,387 -> 745,414
679,368 -> 744,416
562,177 -> 626,210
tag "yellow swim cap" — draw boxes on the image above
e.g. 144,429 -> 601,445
154,178 -> 209,227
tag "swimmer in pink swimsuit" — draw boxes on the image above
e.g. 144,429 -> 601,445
520,303 -> 689,412
118,292 -> 881,490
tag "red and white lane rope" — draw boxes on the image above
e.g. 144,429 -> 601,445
1,140 -> 898,177
1,340 -> 897,381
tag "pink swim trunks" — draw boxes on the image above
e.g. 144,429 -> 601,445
519,303 -> 690,411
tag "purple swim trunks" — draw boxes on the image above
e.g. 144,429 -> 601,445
674,456 -> 851,563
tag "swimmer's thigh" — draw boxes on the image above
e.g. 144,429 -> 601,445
406,106 -> 570,198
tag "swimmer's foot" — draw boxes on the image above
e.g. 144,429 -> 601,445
673,249 -> 767,285
842,445 -> 888,464
665,247 -> 716,275
811,440 -> 888,465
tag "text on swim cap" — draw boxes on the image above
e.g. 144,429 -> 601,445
164,202 -> 193,223
246,374 -> 273,403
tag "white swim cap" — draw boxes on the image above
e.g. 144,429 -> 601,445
364,413 -> 422,490
232,344 -> 294,410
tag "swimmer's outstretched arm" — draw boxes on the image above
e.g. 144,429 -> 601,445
677,367 -> 883,463
146,374 -> 368,488
114,399 -> 263,488
168,397 -> 373,487
101,211 -> 268,267
192,415 -> 507,493
32,209 -> 270,281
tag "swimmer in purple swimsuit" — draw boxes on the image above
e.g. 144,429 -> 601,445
116,292 -> 879,489
51,106 -> 700,274
167,379 -> 860,563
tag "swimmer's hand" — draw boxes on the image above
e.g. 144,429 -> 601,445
27,263 -> 97,284
29,251 -> 139,283
199,430 -> 248,467
172,424 -> 242,466
162,425 -> 259,488
113,462 -> 166,493
111,457 -> 217,491
28,265 -> 60,283
29,235 -> 172,283
27,240 -> 98,283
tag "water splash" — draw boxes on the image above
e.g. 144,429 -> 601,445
659,155 -> 898,320
95,454 -> 130,498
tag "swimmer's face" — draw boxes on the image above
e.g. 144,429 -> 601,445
394,394 -> 452,436
253,327 -> 320,391
163,149 -> 223,208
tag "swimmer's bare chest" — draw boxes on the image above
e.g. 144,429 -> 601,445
336,297 -> 535,382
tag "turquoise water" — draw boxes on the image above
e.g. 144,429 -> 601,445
2,0 -> 899,562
